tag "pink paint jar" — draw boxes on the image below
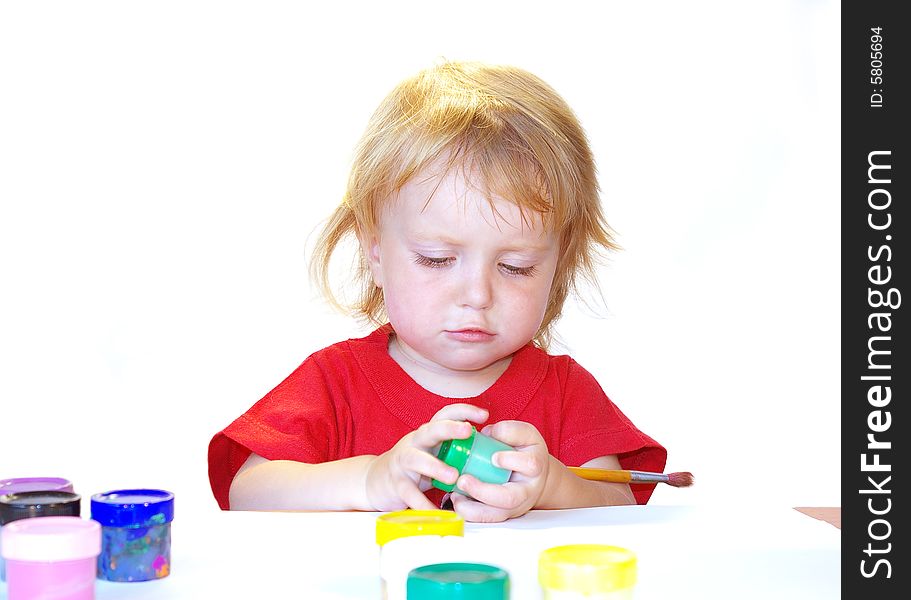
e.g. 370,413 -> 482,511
1,516 -> 101,600
0,490 -> 82,582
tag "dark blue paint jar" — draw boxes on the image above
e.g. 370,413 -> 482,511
90,489 -> 174,582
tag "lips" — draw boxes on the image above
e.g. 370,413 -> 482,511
445,328 -> 495,342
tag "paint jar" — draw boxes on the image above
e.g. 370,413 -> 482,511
1,516 -> 101,600
90,489 -> 174,582
407,562 -> 510,599
0,490 -> 82,582
0,477 -> 75,495
380,535 -> 476,600
538,544 -> 637,599
431,427 -> 513,495
376,510 -> 464,600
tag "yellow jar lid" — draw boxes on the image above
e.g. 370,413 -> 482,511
375,509 -> 464,546
538,544 -> 636,593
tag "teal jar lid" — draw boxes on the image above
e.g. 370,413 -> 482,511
407,562 -> 509,599
432,428 -> 477,493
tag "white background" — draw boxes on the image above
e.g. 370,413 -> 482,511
0,1 -> 840,514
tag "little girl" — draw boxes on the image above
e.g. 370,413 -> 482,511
208,61 -> 666,522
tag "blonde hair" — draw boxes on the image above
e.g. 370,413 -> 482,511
310,61 -> 616,349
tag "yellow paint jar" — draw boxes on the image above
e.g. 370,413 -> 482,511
539,544 -> 637,599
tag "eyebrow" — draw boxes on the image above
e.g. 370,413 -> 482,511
408,232 -> 465,247
408,232 -> 555,254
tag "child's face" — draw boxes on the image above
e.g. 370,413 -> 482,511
362,167 -> 559,374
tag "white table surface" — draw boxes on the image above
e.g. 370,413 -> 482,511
0,505 -> 839,599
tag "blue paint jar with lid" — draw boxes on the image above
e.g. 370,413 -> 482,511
90,489 -> 174,582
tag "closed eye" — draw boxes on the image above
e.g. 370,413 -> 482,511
413,254 -> 454,268
500,263 -> 538,277
413,253 -> 537,276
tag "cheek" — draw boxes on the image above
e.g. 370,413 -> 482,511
381,269 -> 439,321
383,290 -> 414,325
516,287 -> 550,322
505,274 -> 555,324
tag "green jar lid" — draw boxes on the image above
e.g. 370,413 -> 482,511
407,562 -> 510,599
432,427 -> 477,493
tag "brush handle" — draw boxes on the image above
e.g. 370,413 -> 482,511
568,467 -> 669,484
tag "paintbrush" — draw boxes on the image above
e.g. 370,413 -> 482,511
568,467 -> 694,488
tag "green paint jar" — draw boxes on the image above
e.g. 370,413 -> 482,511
407,562 -> 510,599
431,427 -> 513,495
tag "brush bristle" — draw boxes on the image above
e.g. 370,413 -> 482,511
666,472 -> 694,487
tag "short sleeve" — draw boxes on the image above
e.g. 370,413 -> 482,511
558,360 -> 667,504
207,356 -> 346,510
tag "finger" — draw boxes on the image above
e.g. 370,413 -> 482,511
397,447 -> 460,485
455,474 -> 524,511
451,492 -> 511,523
431,403 -> 489,425
399,484 -> 438,511
491,450 -> 544,477
412,419 -> 473,450
481,420 -> 542,447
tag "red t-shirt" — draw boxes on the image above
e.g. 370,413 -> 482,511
208,325 -> 667,509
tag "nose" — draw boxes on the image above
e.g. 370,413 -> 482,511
458,264 -> 494,310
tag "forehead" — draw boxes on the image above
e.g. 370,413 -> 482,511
380,164 -> 553,241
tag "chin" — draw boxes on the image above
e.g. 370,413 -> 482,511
438,350 -> 508,372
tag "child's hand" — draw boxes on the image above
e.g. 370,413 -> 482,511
450,420 -> 550,522
365,404 -> 488,511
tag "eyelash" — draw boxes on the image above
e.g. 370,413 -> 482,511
501,263 -> 538,277
413,254 -> 453,268
412,254 -> 537,277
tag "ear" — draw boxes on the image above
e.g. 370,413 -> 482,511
357,230 -> 384,288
